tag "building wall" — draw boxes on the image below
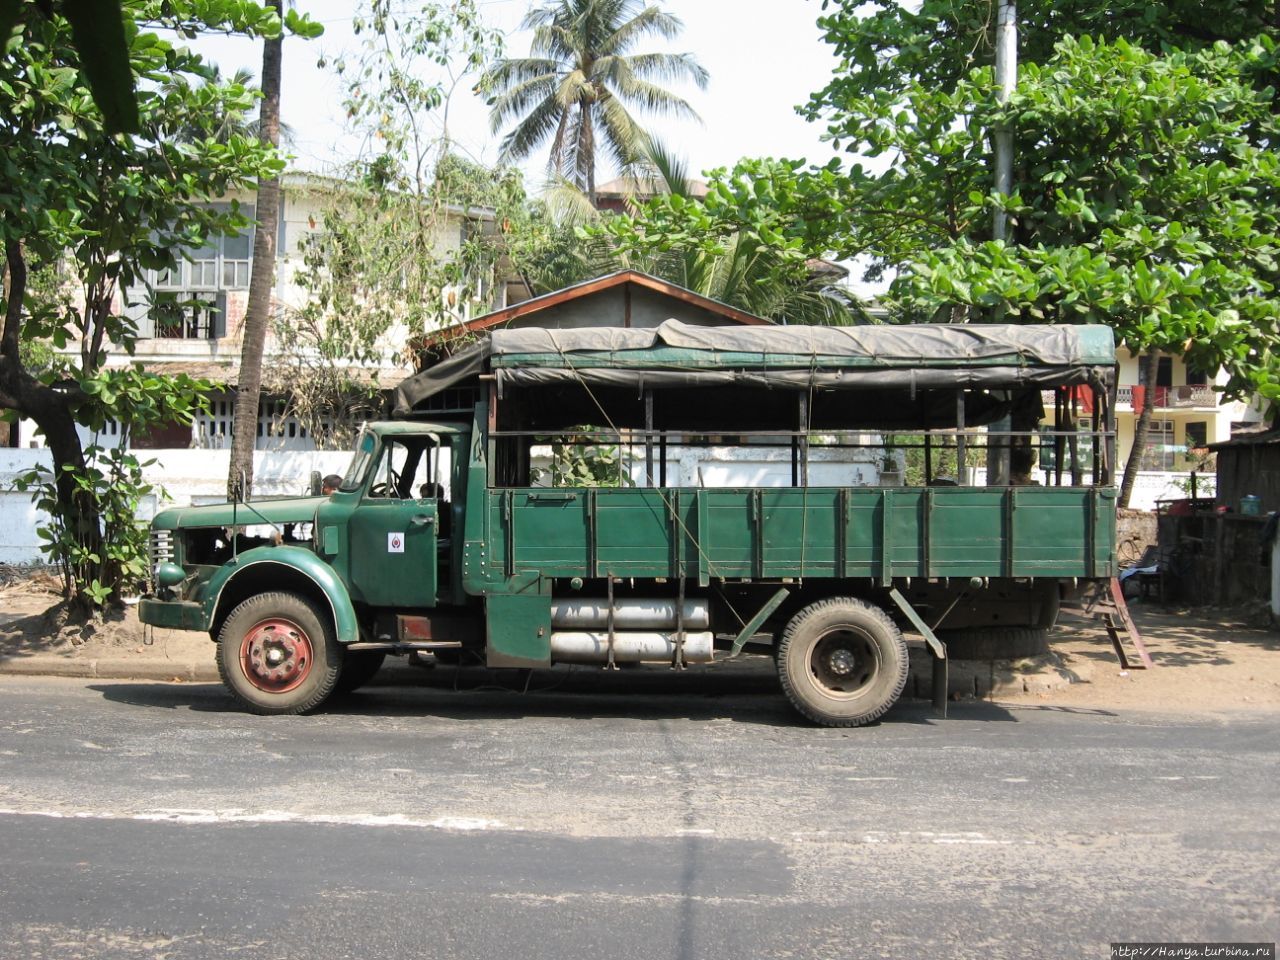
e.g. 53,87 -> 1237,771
1113,347 -> 1262,473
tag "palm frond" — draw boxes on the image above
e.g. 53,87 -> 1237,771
599,5 -> 685,55
595,93 -> 646,171
613,51 -> 709,89
597,67 -> 702,120
487,73 -> 560,133
498,95 -> 568,166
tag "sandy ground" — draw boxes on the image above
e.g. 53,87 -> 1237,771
1,566 -> 1277,711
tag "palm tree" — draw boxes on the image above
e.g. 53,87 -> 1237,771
229,0 -> 284,500
485,0 -> 708,203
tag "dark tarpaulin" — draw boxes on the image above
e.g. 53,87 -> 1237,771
391,320 -> 1115,416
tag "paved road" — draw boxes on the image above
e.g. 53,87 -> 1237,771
0,669 -> 1276,960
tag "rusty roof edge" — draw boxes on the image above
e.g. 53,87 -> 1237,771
417,270 -> 773,347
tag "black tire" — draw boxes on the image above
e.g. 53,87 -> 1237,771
776,597 -> 908,727
334,650 -> 387,695
936,626 -> 1049,661
216,592 -> 341,715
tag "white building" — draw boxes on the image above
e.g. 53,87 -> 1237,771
12,172 -> 508,452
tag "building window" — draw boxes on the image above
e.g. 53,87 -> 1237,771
149,291 -> 225,340
149,224 -> 253,292
1140,419 -> 1176,470
1185,421 -> 1208,450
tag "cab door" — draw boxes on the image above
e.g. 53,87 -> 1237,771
347,435 -> 438,608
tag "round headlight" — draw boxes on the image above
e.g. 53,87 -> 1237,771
155,562 -> 186,589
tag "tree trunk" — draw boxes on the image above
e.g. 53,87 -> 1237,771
1,240 -> 99,611
228,2 -> 283,501
1118,349 -> 1160,508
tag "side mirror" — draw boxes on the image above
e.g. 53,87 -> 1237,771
310,470 -> 322,496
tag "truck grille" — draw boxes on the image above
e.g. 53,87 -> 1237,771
149,529 -> 174,568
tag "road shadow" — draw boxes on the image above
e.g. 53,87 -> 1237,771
88,663 -> 1025,727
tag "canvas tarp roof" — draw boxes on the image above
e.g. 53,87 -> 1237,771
392,320 -> 1115,416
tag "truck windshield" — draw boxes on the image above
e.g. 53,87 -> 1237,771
339,430 -> 377,492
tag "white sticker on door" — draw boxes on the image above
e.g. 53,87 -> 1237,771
388,532 -> 405,553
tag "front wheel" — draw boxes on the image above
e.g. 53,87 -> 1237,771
776,597 -> 908,727
216,592 -> 341,715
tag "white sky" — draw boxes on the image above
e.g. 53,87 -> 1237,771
193,0 -> 843,181
189,0 -> 888,293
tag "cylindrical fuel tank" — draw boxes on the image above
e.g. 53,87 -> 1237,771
549,630 -> 714,664
550,598 -> 710,630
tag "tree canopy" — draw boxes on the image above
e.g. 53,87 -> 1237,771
0,0 -> 291,607
796,1 -> 1280,412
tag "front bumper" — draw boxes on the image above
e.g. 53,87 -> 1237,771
138,598 -> 207,632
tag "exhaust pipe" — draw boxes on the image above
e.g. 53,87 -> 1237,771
550,630 -> 714,664
550,598 -> 709,630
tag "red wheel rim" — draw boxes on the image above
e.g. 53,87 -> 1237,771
239,617 -> 314,694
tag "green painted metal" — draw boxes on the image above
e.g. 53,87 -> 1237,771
888,587 -> 946,660
150,496 -> 323,532
730,587 -> 791,657
346,498 -> 437,607
137,598 -> 204,631
200,546 -> 361,644
482,485 -> 1117,583
485,591 -> 551,668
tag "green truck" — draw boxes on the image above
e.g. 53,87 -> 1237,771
140,321 -> 1119,726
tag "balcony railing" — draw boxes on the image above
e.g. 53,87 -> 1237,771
1116,385 -> 1217,410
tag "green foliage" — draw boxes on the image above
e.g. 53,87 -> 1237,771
794,0 -> 1280,413
886,37 -> 1280,408
12,366 -> 209,601
532,429 -> 635,488
591,156 -> 863,323
805,0 -> 1277,124
484,0 -> 708,195
15,446 -> 157,604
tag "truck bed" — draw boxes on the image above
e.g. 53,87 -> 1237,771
476,485 -> 1116,585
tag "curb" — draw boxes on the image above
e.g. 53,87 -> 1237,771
0,655 -> 426,684
905,646 -> 1091,700
0,655 -> 220,682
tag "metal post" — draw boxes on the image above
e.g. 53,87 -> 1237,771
985,1 -> 1016,487
993,0 -> 1017,245
644,390 -> 654,487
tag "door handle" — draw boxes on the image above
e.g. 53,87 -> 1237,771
410,514 -> 434,528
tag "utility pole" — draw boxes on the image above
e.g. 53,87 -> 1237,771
987,0 -> 1016,485
992,0 -> 1016,243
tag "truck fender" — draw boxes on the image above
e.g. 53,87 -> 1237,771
201,546 -> 360,645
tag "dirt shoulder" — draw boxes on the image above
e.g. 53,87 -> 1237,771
0,568 -> 211,678
1,567 -> 1277,712
1013,600 -> 1280,712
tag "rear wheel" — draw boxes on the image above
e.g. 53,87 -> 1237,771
216,592 -> 341,715
776,597 -> 908,727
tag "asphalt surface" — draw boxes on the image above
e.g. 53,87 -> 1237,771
0,672 -> 1276,960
